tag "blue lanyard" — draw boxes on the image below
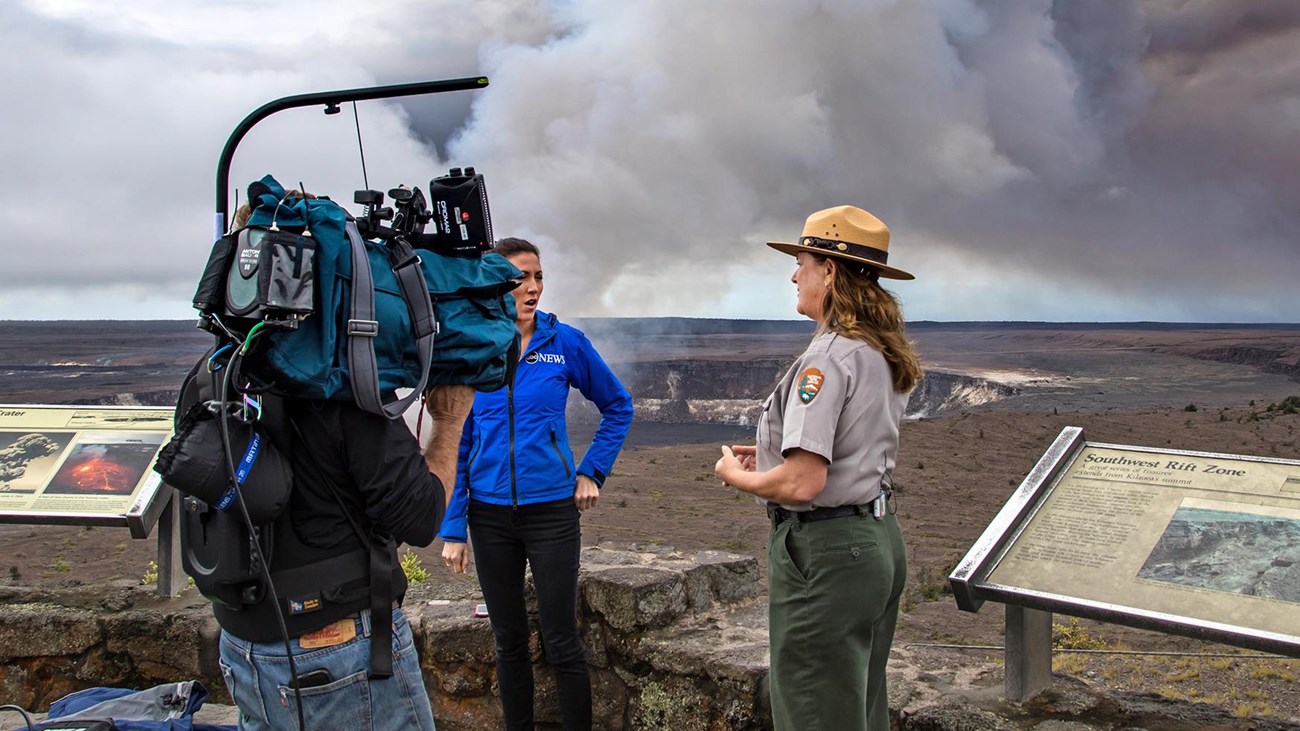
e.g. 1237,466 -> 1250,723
215,432 -> 261,511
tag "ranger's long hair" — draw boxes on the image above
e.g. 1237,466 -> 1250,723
819,257 -> 923,393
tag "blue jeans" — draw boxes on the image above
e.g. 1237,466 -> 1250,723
219,607 -> 436,731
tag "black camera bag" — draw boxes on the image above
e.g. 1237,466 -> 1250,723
154,349 -> 293,607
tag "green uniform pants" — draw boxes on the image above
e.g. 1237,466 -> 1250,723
767,510 -> 907,731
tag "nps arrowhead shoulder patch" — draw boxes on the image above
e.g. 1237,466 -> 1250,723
797,368 -> 825,404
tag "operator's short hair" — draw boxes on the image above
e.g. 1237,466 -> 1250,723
231,190 -> 316,231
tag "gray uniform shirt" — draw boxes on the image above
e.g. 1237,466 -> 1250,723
756,331 -> 910,511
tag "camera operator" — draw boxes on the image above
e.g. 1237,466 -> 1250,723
211,201 -> 473,731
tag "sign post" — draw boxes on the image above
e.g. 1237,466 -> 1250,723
155,490 -> 186,597
1004,604 -> 1053,702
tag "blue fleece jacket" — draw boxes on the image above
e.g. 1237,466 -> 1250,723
438,311 -> 633,542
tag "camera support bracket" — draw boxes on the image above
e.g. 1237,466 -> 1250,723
214,76 -> 490,240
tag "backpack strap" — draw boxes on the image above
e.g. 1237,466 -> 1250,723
343,219 -> 436,419
287,417 -> 398,679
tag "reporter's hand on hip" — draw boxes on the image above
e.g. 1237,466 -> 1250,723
574,475 -> 600,511
442,540 -> 470,574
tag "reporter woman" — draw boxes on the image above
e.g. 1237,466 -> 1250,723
714,206 -> 919,731
439,237 -> 633,730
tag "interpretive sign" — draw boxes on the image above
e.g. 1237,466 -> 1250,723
0,405 -> 174,538
951,426 -> 1300,657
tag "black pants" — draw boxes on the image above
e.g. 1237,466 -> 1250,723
469,498 -> 591,731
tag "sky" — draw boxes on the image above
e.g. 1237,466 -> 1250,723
1,0 -> 1298,323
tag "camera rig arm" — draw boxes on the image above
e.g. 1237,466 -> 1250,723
214,76 -> 489,240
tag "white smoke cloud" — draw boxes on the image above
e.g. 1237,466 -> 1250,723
0,0 -> 1296,322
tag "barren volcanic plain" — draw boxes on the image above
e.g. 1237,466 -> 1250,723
3,319 -> 1300,723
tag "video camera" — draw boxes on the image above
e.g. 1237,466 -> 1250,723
355,167 -> 494,258
196,166 -> 494,335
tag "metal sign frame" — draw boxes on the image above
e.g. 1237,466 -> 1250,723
0,404 -> 174,539
950,426 -> 1300,658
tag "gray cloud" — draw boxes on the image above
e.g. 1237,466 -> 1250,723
0,0 -> 1296,322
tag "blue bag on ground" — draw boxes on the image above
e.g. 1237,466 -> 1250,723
31,681 -> 234,731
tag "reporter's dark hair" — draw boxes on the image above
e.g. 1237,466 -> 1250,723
493,237 -> 540,258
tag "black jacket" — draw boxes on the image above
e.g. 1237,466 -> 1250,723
214,398 -> 445,642
288,398 -> 445,551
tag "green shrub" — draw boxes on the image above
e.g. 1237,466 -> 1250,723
400,549 -> 429,584
1053,618 -> 1109,650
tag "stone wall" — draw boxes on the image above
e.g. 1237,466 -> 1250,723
0,545 -> 768,730
422,544 -> 769,730
3,544 -> 1293,730
0,582 -> 219,713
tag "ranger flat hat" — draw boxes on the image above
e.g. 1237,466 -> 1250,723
767,205 -> 914,280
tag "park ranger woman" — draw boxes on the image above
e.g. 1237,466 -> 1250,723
714,205 -> 921,731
